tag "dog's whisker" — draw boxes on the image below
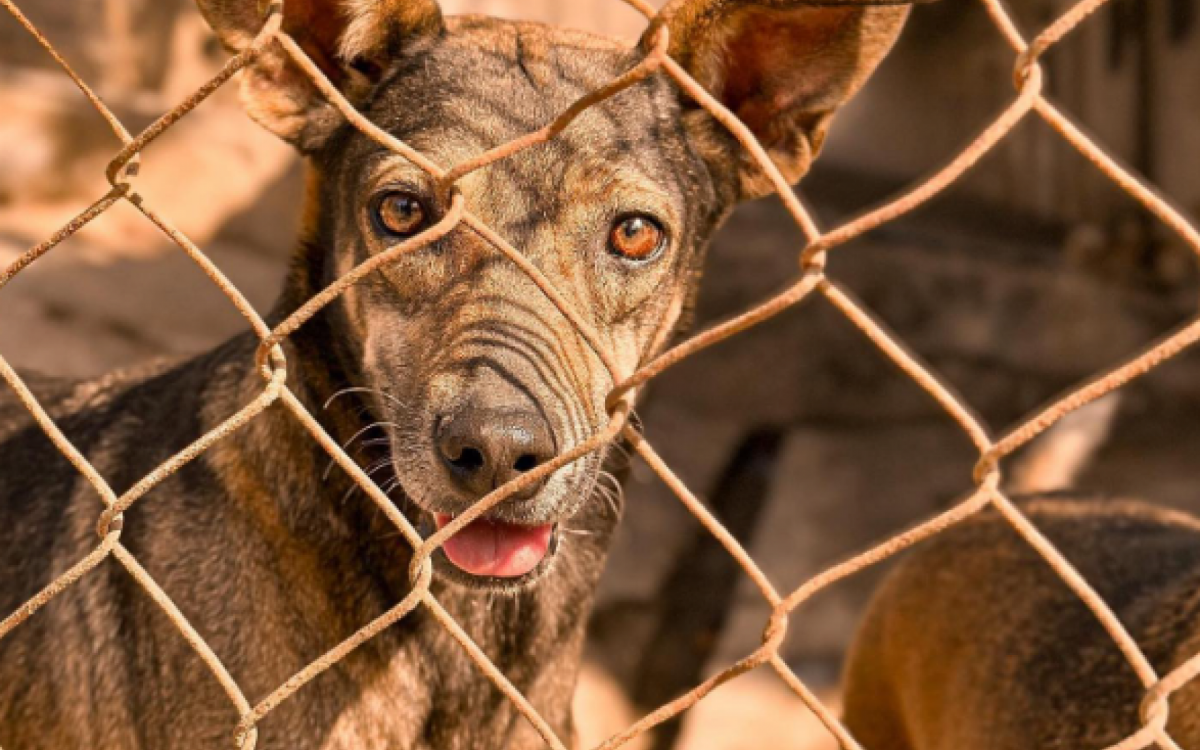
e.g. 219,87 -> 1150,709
365,461 -> 397,480
602,439 -> 633,472
324,386 -> 407,412
339,483 -> 361,506
321,421 -> 403,483
589,468 -> 625,519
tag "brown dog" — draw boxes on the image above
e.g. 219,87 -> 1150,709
842,498 -> 1200,749
0,1 -> 908,747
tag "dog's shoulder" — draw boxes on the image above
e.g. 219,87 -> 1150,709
0,358 -> 188,448
846,497 -> 1200,748
917,496 -> 1200,587
879,496 -> 1200,652
0,333 -> 258,485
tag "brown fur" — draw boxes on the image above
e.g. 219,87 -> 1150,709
843,498 -> 1200,750
0,2 -> 907,748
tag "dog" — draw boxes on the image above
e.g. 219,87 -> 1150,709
0,1 -> 909,747
842,497 -> 1200,749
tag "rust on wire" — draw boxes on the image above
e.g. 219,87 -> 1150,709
0,0 -> 1198,748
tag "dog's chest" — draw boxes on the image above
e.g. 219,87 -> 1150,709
312,634 -> 575,750
320,654 -> 429,749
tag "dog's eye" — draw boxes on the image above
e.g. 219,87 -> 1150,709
372,191 -> 428,237
608,215 -> 666,262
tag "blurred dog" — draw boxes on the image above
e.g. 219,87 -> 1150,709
843,395 -> 1200,750
839,397 -> 1200,750
0,1 -> 908,747
843,497 -> 1200,749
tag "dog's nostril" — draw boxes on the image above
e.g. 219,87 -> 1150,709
436,407 -> 555,499
512,453 -> 539,473
449,447 -> 485,472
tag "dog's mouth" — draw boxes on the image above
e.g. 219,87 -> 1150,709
435,513 -> 558,579
391,448 -> 598,590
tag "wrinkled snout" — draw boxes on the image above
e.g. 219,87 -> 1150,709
387,292 -> 607,583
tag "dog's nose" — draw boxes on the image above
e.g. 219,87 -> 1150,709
436,408 -> 556,499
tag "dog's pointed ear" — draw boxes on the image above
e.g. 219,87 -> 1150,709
650,0 -> 908,199
196,0 -> 445,151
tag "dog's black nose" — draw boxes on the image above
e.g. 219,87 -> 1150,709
436,408 -> 556,499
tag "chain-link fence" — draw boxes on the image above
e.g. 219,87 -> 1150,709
1,0 -> 1198,748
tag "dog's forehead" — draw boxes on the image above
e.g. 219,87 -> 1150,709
363,17 -> 683,170
436,15 -> 638,104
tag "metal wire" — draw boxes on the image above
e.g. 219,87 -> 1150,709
1,0 -> 1197,748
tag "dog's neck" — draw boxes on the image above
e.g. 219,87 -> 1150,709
200,229 -> 618,742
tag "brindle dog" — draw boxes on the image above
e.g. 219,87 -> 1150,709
843,498 -> 1200,749
0,1 -> 908,747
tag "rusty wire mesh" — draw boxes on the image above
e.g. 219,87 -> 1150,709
1,0 -> 1198,748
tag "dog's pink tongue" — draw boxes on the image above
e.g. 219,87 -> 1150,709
437,514 -> 553,578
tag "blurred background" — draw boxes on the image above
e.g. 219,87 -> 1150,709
2,0 -> 1200,748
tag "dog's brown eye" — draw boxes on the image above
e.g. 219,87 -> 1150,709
609,215 -> 665,262
373,191 -> 427,237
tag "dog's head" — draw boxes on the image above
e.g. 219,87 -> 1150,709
198,0 -> 907,589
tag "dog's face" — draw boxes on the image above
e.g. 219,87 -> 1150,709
198,0 -> 907,589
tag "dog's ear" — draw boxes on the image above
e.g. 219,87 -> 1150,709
196,0 -> 444,151
652,1 -> 908,199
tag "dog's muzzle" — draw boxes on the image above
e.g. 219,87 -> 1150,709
424,395 -> 566,584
